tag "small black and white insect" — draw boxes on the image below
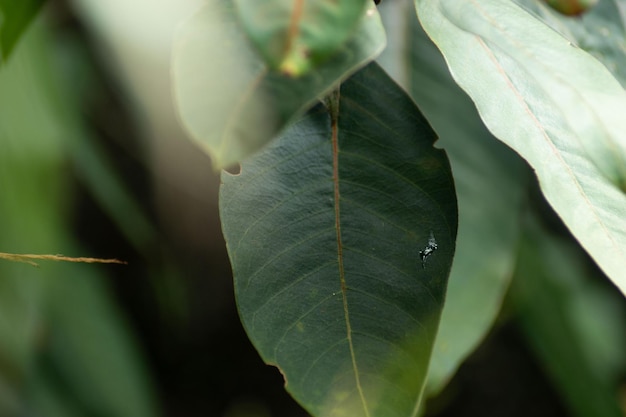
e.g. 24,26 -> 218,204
419,232 -> 438,269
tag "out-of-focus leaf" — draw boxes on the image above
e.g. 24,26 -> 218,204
41,267 -> 158,417
0,0 -> 45,62
515,0 -> 626,86
512,214 -> 625,417
235,0 -> 369,76
0,19 -> 157,417
378,0 -> 526,396
220,63 -> 457,417
415,0 -> 626,296
0,20 -> 67,417
172,0 -> 385,169
542,0 -> 598,16
25,374 -> 83,417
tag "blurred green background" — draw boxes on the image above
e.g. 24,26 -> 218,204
0,1 -> 624,416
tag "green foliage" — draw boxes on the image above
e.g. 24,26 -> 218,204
0,16 -> 156,417
513,214 -> 625,417
0,0 -> 45,62
206,0 -> 626,415
1,0 -> 625,416
220,63 -> 457,417
377,0 -> 527,395
172,0 -> 385,169
234,0 -> 370,75
515,0 -> 626,86
415,0 -> 626,296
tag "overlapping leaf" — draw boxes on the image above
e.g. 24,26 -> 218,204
234,0 -> 370,76
378,0 -> 526,396
220,63 -> 457,417
515,0 -> 626,86
172,0 -> 385,169
416,0 -> 626,296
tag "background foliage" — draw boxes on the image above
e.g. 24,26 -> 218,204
0,0 -> 624,416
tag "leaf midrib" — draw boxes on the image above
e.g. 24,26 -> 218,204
331,88 -> 371,417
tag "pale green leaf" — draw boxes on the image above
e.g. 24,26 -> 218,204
415,0 -> 626,296
172,0 -> 385,169
234,0 -> 370,76
514,0 -> 626,86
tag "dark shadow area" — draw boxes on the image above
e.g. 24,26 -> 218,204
427,322 -> 570,417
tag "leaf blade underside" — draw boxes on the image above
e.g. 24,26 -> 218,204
415,0 -> 626,295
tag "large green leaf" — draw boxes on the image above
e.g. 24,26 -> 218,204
0,0 -> 45,62
415,0 -> 626,296
378,0 -> 526,396
234,0 -> 370,76
172,0 -> 385,169
512,214 -> 625,417
220,63 -> 457,417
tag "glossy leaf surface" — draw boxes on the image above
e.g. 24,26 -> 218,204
235,0 -> 370,75
172,0 -> 385,169
220,63 -> 457,417
378,0 -> 526,396
416,0 -> 626,296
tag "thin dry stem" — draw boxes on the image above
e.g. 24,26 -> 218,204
0,252 -> 127,268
